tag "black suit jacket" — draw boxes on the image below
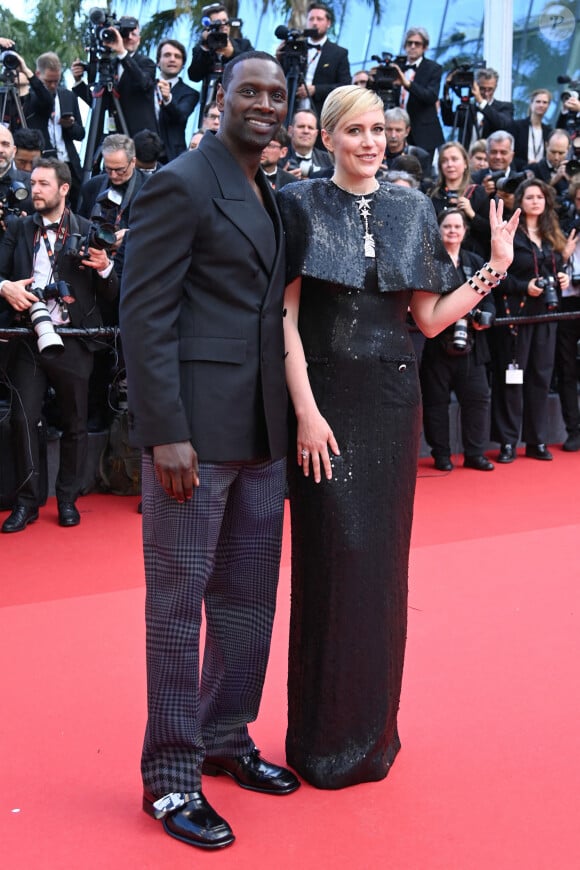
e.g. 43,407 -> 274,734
115,52 -> 158,137
405,58 -> 444,154
25,79 -> 85,183
187,36 -> 253,82
120,132 -> 288,461
77,168 -> 149,227
158,79 -> 199,162
310,41 -> 351,119
441,95 -> 513,145
0,212 -> 118,336
511,118 -> 553,169
526,158 -> 569,199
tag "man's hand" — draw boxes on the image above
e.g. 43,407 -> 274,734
80,246 -> 112,272
103,28 -> 125,56
0,277 -> 37,311
153,441 -> 199,503
71,59 -> 86,83
157,78 -> 171,102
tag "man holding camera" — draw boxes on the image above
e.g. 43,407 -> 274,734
0,158 -> 118,532
442,67 -> 514,147
526,129 -> 573,202
187,3 -> 253,84
72,17 -> 157,139
0,125 -> 33,238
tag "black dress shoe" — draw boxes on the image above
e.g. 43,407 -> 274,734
2,505 -> 39,533
142,790 -> 234,850
433,457 -> 453,471
497,444 -> 516,463
525,443 -> 553,461
464,455 -> 495,471
58,502 -> 81,527
203,748 -> 300,794
563,430 -> 580,452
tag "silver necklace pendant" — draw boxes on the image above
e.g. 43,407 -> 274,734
356,195 -> 376,258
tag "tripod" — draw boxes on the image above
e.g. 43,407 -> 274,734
198,54 -> 224,128
0,76 -> 27,129
82,53 -> 129,183
281,46 -> 312,127
451,98 -> 478,149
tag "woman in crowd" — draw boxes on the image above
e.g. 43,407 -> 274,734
278,85 -> 519,790
491,178 -> 575,462
420,209 -> 496,472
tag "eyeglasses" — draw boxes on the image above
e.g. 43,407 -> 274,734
263,141 -> 282,149
405,40 -> 424,47
105,163 -> 131,175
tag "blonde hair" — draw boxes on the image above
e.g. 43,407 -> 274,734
321,85 -> 384,135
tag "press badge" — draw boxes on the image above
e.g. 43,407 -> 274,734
505,363 -> 524,384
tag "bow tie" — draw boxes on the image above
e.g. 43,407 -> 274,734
43,222 -> 61,232
308,43 -> 321,51
405,63 -> 417,71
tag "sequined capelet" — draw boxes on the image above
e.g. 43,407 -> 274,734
277,179 -> 461,294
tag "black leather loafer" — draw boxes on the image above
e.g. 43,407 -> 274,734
525,443 -> 553,461
497,444 -> 516,463
202,748 -> 300,795
433,457 -> 453,471
563,430 -> 580,452
2,505 -> 39,533
58,502 -> 81,527
142,790 -> 234,850
464,455 -> 495,471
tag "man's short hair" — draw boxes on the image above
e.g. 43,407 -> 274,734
476,67 -> 499,83
202,3 -> 226,18
469,138 -> 487,157
13,127 -> 46,152
486,130 -> 514,151
36,52 -> 62,74
102,133 -> 136,161
134,129 -> 165,163
307,2 -> 333,24
290,108 -> 318,127
221,51 -> 283,92
272,127 -> 290,148
547,128 -> 571,146
385,107 -> 410,127
32,156 -> 71,187
404,27 -> 430,49
156,39 -> 187,65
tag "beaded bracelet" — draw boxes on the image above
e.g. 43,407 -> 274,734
482,262 -> 507,282
467,271 -> 494,296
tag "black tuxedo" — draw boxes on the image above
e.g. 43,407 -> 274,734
157,78 -> 199,162
526,158 -> 569,199
262,165 -> 298,190
187,36 -> 253,82
120,131 -> 288,795
441,95 -> 513,146
511,118 -> 552,169
0,212 -> 118,507
309,41 -> 351,120
405,58 -> 444,155
25,78 -> 85,204
77,168 -> 149,228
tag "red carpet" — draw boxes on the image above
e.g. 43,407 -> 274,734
2,449 -> 579,869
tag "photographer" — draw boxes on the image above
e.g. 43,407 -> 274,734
526,129 -> 573,203
72,16 -> 157,138
420,208 -> 496,471
490,178 -> 575,463
278,3 -> 350,122
0,125 -> 32,238
187,3 -> 253,83
384,107 -> 433,182
442,67 -> 514,146
0,158 -> 118,532
555,179 -> 580,451
156,39 -> 199,162
472,130 -> 519,194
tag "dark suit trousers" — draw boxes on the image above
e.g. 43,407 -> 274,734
140,452 -> 286,796
555,297 -> 580,433
490,322 -> 557,445
420,345 -> 491,457
10,337 -> 93,506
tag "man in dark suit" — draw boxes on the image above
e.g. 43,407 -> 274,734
526,129 -> 571,201
260,127 -> 298,189
391,27 -> 444,157
288,2 -> 351,122
187,2 -> 253,107
17,51 -> 85,208
156,39 -> 199,163
441,67 -> 514,149
384,107 -> 433,182
120,52 -> 299,852
0,125 -> 33,236
285,109 -> 333,178
72,19 -> 158,140
0,158 -> 118,533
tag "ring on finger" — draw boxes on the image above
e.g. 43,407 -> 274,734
301,449 -> 309,458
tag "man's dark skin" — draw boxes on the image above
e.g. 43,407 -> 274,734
153,57 -> 288,504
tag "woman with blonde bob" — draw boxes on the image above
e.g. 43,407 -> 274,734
277,85 -> 520,789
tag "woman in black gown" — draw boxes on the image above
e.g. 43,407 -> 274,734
278,85 -> 519,790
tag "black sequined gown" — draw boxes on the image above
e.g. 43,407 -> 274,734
278,180 -> 460,789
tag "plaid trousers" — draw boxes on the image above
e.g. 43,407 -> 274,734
140,452 -> 286,796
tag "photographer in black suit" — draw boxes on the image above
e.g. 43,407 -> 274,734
0,158 -> 118,532
442,67 -> 514,148
390,27 -> 443,157
156,39 -> 199,162
187,3 -> 253,84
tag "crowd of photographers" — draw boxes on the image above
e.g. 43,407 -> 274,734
0,4 -> 579,531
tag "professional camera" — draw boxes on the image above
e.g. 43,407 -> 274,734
0,181 -> 28,217
443,189 -> 459,206
446,59 -> 486,101
452,318 -> 470,352
535,275 -> 559,310
495,171 -> 529,195
28,283 -> 74,355
566,157 -> 580,176
365,53 -> 407,109
0,47 -> 20,72
203,15 -> 243,52
558,75 -> 580,103
275,24 -> 319,62
87,8 -> 138,54
471,308 -> 495,328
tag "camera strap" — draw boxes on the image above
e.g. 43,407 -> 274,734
32,208 -> 70,285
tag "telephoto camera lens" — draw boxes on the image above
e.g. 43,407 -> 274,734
452,318 -> 469,351
28,296 -> 65,357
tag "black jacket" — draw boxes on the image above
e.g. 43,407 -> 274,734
158,79 -> 199,162
25,78 -> 85,184
405,58 -> 444,154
